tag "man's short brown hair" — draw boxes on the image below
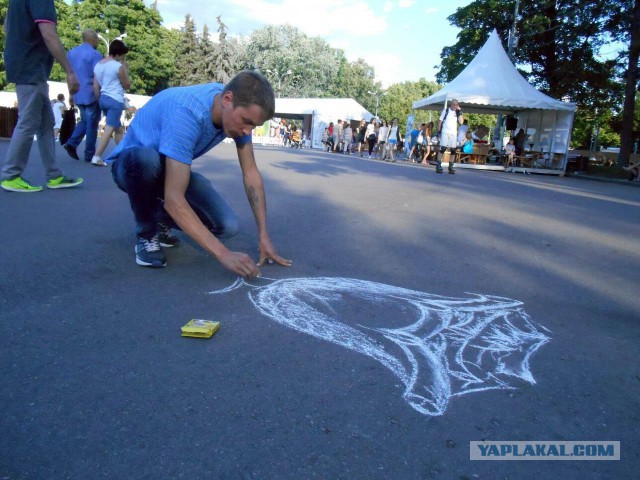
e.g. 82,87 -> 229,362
223,70 -> 275,122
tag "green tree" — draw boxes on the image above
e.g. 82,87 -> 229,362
611,0 -> 639,165
244,25 -> 340,98
378,79 -> 440,127
438,0 -> 622,106
211,16 -> 239,83
50,0 -> 176,95
196,23 -> 216,83
332,57 -> 378,110
172,14 -> 200,86
0,0 -> 9,90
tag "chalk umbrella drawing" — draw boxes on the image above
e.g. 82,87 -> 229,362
210,277 -> 551,416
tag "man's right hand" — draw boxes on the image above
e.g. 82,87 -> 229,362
218,250 -> 260,279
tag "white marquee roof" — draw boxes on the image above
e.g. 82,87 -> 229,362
275,97 -> 373,121
412,30 -> 576,114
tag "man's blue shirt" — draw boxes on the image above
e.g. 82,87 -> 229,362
106,84 -> 251,165
67,43 -> 103,105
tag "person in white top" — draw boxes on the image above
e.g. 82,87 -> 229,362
436,98 -> 464,174
91,39 -> 131,166
385,118 -> 400,162
342,121 -> 353,154
52,93 -> 66,140
376,120 -> 388,160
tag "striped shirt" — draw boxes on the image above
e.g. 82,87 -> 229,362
106,83 -> 251,165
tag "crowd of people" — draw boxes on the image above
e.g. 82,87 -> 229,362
267,119 -> 308,148
312,100 -> 472,175
320,117 -> 404,161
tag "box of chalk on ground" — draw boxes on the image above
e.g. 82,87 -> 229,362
181,319 -> 220,338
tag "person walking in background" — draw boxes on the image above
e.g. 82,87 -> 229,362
333,119 -> 343,152
63,29 -> 103,162
356,119 -> 366,157
90,39 -> 130,166
52,93 -> 65,141
385,117 -> 401,162
436,98 -> 463,174
408,123 -> 423,162
1,0 -> 82,192
420,122 -> 434,164
376,119 -> 388,160
342,121 -> 352,154
321,127 -> 330,150
365,118 -> 377,158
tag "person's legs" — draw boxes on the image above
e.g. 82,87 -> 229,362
66,105 -> 87,149
111,146 -> 165,240
2,83 -> 63,183
83,102 -> 101,162
93,96 -> 123,164
113,126 -> 124,145
93,125 -> 114,162
34,88 -> 64,181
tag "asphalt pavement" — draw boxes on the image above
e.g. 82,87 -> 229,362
1,139 -> 639,479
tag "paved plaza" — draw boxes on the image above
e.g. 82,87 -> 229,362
1,141 -> 639,479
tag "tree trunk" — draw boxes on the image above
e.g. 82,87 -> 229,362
619,0 -> 640,166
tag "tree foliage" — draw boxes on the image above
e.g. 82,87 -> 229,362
0,0 -> 9,90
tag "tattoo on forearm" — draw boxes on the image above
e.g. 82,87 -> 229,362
247,185 -> 259,209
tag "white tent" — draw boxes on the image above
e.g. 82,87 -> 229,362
412,30 -> 576,168
272,98 -> 373,149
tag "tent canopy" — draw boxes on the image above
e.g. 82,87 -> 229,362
412,30 -> 576,115
275,98 -> 373,122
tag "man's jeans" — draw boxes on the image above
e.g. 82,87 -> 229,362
111,146 -> 239,240
66,102 -> 101,162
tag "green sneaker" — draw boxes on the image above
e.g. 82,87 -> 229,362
1,177 -> 43,192
47,176 -> 83,189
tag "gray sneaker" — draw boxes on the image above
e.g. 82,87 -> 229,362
135,235 -> 166,268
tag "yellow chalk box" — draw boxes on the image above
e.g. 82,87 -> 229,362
181,319 -> 220,338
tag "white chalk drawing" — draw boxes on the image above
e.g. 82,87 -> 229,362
209,277 -> 551,416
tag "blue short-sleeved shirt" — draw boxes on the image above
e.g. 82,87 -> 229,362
4,0 -> 57,84
106,83 -> 251,165
68,43 -> 103,105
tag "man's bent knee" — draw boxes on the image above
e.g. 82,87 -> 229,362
215,216 -> 239,239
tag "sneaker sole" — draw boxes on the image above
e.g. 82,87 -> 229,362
135,246 -> 167,268
1,185 -> 43,192
47,182 -> 83,189
159,241 -> 178,248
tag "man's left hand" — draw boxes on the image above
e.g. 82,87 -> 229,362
257,237 -> 292,267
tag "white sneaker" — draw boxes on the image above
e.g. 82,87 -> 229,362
91,155 -> 107,167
